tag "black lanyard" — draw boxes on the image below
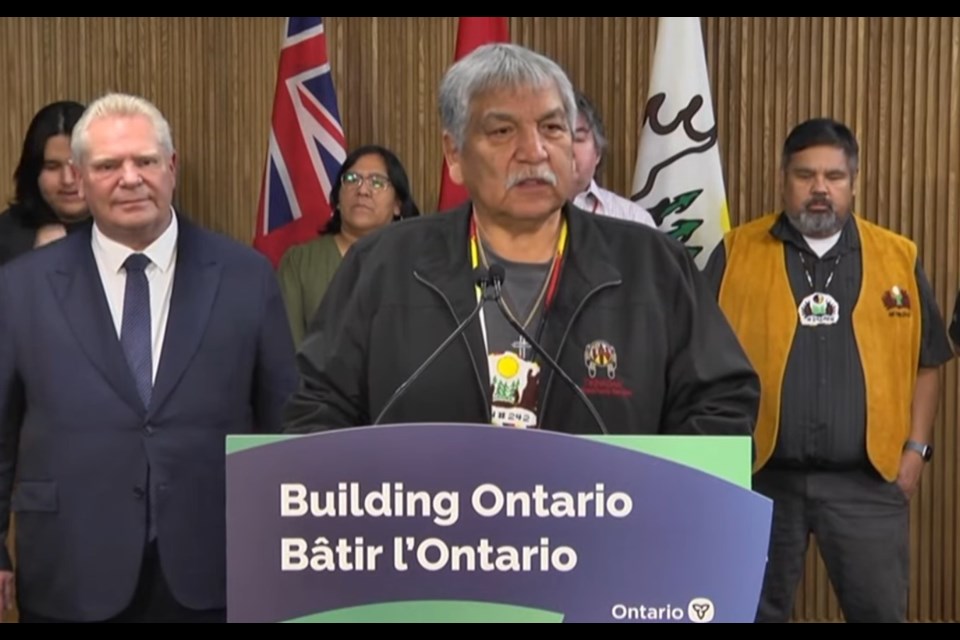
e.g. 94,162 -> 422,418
797,250 -> 842,291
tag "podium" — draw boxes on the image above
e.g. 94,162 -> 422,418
226,424 -> 772,623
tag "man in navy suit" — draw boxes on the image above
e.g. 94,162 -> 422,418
0,93 -> 298,622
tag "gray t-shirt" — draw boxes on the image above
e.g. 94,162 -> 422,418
479,241 -> 552,428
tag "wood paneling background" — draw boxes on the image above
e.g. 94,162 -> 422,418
0,16 -> 957,623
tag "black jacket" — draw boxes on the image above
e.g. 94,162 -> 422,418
282,202 -> 760,436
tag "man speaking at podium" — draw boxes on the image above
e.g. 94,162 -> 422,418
282,43 -> 759,438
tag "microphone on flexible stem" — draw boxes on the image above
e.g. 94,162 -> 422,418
487,263 -> 610,436
373,266 -> 494,426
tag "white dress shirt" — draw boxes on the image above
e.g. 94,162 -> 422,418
91,210 -> 179,383
573,179 -> 658,229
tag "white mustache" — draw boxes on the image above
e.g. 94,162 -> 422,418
506,167 -> 558,189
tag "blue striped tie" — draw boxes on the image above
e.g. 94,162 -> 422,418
121,253 -> 152,407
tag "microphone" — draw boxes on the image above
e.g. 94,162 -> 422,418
373,266 -> 494,426
487,264 -> 610,436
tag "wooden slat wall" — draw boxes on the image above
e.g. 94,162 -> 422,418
0,16 -> 957,623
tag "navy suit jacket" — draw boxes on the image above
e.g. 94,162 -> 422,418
0,215 -> 298,621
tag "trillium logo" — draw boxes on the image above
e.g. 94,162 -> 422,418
687,597 -> 715,623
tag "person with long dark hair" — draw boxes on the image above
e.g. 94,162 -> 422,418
0,100 -> 89,265
278,144 -> 420,345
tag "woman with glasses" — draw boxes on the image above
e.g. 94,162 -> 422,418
278,144 -> 420,345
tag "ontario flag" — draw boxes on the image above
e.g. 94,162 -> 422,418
437,17 -> 509,212
254,17 -> 347,268
630,17 -> 730,270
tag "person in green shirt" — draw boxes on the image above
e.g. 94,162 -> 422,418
278,144 -> 420,345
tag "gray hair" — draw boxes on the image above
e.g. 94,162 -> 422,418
71,92 -> 175,164
439,43 -> 577,150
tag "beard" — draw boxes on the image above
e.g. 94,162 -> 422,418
785,200 -> 846,237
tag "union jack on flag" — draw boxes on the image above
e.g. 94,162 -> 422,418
254,17 -> 347,268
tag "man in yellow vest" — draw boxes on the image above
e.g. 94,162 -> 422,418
704,117 -> 954,623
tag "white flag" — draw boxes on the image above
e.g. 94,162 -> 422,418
631,16 -> 730,270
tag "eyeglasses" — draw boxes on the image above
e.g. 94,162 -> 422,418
340,171 -> 391,192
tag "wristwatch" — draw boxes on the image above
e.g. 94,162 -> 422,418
904,440 -> 933,462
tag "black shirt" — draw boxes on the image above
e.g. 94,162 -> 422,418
0,207 -> 92,267
0,208 -> 37,266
